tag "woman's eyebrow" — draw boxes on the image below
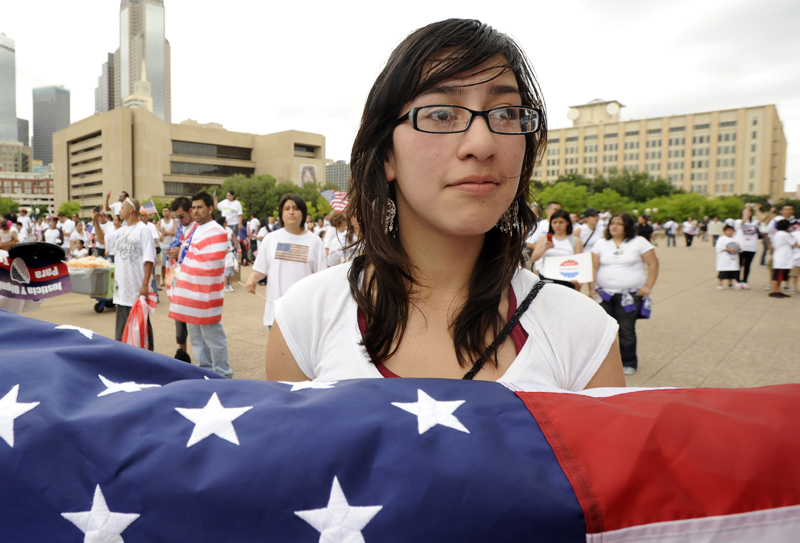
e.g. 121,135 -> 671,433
419,84 -> 521,98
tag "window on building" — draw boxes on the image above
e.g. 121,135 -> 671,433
605,133 -> 617,138
548,138 -> 560,143
751,144 -> 756,152
647,129 -> 662,134
585,135 -> 597,140
752,131 -> 757,139
752,118 -> 758,126
669,126 -> 686,132
719,121 -> 737,128
170,162 -> 255,178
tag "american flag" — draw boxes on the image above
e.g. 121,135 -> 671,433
322,190 -> 349,212
1,310 -> 800,542
275,242 -> 309,263
141,200 -> 158,216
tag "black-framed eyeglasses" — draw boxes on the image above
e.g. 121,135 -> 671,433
396,105 -> 543,135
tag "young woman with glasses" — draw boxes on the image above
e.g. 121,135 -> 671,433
265,19 -> 624,388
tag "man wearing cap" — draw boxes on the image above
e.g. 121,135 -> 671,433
577,208 -> 603,253
94,198 -> 156,349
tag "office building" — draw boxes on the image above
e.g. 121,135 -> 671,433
17,118 -> 29,146
53,107 -> 326,217
0,141 -> 32,173
326,160 -> 350,191
114,0 -> 171,122
122,60 -> 154,113
0,170 -> 54,213
95,53 -> 115,114
537,100 -> 787,197
0,34 -> 17,142
32,86 -> 71,165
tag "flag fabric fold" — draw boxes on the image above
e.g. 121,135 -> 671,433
121,291 -> 157,349
0,309 -> 799,542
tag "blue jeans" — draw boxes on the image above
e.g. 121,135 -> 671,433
188,322 -> 232,378
666,233 -> 676,246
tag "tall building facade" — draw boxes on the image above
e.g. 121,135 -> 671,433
326,160 -> 350,191
53,108 -> 326,217
0,141 -> 32,173
32,86 -> 71,165
17,118 -> 29,146
0,34 -> 17,142
122,60 -> 153,113
113,0 -> 171,122
94,53 -> 115,114
538,100 -> 787,198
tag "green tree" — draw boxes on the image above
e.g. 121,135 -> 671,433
57,201 -> 81,217
586,189 -> 632,214
533,183 -> 589,214
0,196 -> 19,215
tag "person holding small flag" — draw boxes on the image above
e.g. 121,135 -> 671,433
245,194 -> 326,330
168,192 -> 232,377
164,197 -> 194,363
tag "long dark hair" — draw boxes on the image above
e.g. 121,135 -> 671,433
277,194 -> 307,229
548,209 -> 573,235
604,212 -> 637,241
346,19 -> 547,369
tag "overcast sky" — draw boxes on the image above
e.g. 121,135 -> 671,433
6,0 -> 799,192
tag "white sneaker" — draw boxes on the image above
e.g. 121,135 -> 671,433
623,366 -> 637,375
763,286 -> 771,291
717,286 -> 724,290
741,283 -> 750,290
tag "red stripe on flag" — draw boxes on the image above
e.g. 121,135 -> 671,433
517,386 -> 800,533
168,295 -> 224,309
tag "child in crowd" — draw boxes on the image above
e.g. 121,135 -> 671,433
216,216 -> 237,292
73,240 -> 89,259
770,220 -> 800,298
715,224 -> 741,290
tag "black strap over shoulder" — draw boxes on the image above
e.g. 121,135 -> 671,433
462,280 -> 546,380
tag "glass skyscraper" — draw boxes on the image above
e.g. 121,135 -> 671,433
115,0 -> 171,122
33,86 -> 70,165
0,34 -> 17,142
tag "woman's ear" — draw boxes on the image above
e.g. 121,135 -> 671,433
384,149 -> 396,183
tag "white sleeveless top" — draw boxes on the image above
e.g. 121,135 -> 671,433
160,218 -> 175,249
274,264 -> 618,390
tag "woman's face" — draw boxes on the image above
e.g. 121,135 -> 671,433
281,200 -> 303,229
609,217 -> 625,237
550,217 -> 568,235
385,57 -> 526,239
76,221 -> 83,232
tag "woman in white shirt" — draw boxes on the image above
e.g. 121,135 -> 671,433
530,209 -> 583,290
590,213 -> 659,375
44,219 -> 64,249
69,221 -> 87,258
245,195 -> 326,329
324,211 -> 353,267
262,19 -> 624,389
157,208 -> 176,288
681,217 -> 697,248
733,205 -> 760,289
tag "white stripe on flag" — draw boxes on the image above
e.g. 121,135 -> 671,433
587,504 -> 800,543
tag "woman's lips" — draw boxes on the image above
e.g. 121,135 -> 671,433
447,176 -> 500,196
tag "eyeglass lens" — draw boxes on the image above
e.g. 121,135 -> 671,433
415,106 -> 539,133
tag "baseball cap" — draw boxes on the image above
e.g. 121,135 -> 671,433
583,208 -> 599,217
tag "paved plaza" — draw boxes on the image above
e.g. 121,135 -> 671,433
27,235 -> 800,388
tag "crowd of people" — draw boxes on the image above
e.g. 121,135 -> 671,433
3,19 -> 799,388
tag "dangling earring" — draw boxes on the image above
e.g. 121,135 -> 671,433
496,200 -> 519,234
385,198 -> 396,234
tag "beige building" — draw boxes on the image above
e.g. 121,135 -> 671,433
536,100 -> 787,198
52,107 -> 326,217
0,170 -> 55,213
0,140 -> 32,173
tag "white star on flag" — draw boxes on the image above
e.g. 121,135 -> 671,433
0,384 -> 39,448
55,324 -> 94,340
280,380 -> 338,391
62,485 -> 140,542
97,375 -> 161,397
295,476 -> 382,543
392,389 -> 470,435
175,393 -> 253,447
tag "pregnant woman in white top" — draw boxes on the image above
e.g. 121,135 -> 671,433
263,19 -> 624,390
529,209 -> 583,290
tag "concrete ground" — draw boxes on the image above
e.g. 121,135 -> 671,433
28,233 -> 800,388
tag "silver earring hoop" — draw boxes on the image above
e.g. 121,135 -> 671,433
385,198 -> 396,234
496,200 -> 519,234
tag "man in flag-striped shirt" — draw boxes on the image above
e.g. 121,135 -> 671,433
168,192 -> 232,378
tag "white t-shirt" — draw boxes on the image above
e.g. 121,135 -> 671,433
225,226 -> 235,251
772,231 -> 795,270
17,215 -> 31,232
792,232 -> 800,268
69,231 -> 87,254
539,236 -> 578,276
526,219 -> 549,247
664,220 -> 677,235
113,222 -> 156,307
217,199 -> 243,227
94,220 -> 115,249
715,235 -> 740,272
249,218 -> 260,238
582,226 -> 604,253
592,236 -> 655,294
159,218 -> 176,250
252,228 -> 327,325
324,228 -> 350,267
256,227 -> 268,251
145,222 -> 159,243
733,219 -> 760,252
274,264 -> 618,390
105,228 -> 119,256
59,219 -> 75,235
109,201 -> 123,217
44,228 -> 62,246
74,248 -> 89,259
681,221 -> 696,235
